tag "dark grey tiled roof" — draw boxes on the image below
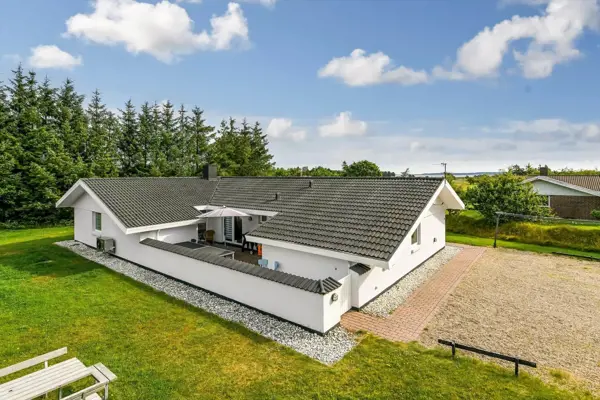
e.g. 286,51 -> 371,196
217,177 -> 443,261
350,263 -> 371,275
80,176 -> 443,261
140,238 -> 341,294
83,177 -> 218,228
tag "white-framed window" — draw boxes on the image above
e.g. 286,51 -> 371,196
539,195 -> 551,207
260,215 -> 269,223
411,224 -> 421,246
93,212 -> 102,232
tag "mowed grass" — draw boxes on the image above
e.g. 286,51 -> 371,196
448,233 -> 600,260
0,227 -> 594,399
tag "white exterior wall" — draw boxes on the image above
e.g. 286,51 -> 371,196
73,194 -> 104,247
352,202 -> 446,308
71,192 -> 339,333
530,180 -> 589,196
156,225 -> 197,244
261,245 -> 350,280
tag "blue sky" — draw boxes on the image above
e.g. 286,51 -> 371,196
1,0 -> 599,173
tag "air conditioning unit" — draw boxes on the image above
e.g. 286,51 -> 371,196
96,237 -> 116,254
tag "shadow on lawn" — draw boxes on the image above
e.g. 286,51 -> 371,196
0,236 -> 102,278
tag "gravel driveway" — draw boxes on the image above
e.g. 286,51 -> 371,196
420,248 -> 600,393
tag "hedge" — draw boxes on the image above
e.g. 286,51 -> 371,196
447,211 -> 600,253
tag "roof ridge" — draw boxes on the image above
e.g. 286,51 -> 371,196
220,176 -> 443,180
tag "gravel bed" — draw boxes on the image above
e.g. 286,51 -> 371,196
361,246 -> 462,317
55,240 -> 356,364
420,248 -> 600,394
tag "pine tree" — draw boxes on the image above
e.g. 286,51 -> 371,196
210,118 -> 239,176
87,90 -> 118,177
159,101 -> 177,176
248,121 -> 274,176
0,81 -> 20,222
117,100 -> 142,176
233,119 -> 252,175
174,104 -> 190,175
149,102 -> 165,176
138,102 -> 156,176
56,78 -> 88,164
188,107 -> 214,176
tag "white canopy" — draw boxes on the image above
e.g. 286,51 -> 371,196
197,206 -> 249,218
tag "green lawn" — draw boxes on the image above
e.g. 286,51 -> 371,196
0,227 -> 594,399
448,233 -> 600,259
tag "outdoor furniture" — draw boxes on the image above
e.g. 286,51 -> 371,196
0,348 -> 117,400
241,234 -> 258,254
203,230 -> 215,244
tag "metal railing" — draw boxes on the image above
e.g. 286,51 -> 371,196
438,339 -> 536,376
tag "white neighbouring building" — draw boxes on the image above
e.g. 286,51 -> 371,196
56,167 -> 464,334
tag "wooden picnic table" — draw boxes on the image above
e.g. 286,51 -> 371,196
0,348 -> 117,400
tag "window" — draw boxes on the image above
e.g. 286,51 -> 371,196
260,215 -> 269,223
411,224 -> 421,246
93,212 -> 102,232
539,195 -> 550,207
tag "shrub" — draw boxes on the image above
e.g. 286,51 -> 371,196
592,209 -> 600,220
464,173 -> 550,224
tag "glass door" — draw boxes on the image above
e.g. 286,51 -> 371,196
223,217 -> 233,242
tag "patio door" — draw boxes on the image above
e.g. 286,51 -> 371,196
223,217 -> 243,245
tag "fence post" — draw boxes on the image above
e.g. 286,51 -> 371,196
493,213 -> 500,248
514,358 -> 519,377
451,341 -> 456,358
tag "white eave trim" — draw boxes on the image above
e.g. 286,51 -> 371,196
56,180 -> 129,234
523,176 -> 600,197
125,219 -> 200,234
245,235 -> 389,269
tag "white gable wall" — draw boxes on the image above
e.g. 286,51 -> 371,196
261,245 -> 350,280
73,194 -> 104,247
530,180 -> 590,196
351,201 -> 446,308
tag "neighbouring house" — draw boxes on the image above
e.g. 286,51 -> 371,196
56,165 -> 464,334
524,166 -> 600,219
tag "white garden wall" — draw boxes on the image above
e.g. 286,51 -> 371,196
72,192 -> 340,333
351,202 -> 446,308
261,245 -> 350,280
156,225 -> 198,244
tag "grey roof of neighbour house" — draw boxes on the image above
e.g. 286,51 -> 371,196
80,176 -> 444,261
83,177 -> 218,228
140,238 -> 341,294
544,175 -> 600,192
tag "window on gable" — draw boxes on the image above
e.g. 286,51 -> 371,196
411,224 -> 421,246
93,212 -> 102,231
260,215 -> 269,223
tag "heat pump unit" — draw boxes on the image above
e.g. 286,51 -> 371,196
96,237 -> 116,254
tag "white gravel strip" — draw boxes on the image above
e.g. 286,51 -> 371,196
55,240 -> 356,365
361,246 -> 462,317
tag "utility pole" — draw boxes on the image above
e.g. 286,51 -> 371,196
441,162 -> 447,181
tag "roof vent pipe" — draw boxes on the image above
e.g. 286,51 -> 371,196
309,180 -> 313,188
275,192 -> 280,201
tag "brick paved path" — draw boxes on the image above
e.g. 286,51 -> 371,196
341,246 -> 486,342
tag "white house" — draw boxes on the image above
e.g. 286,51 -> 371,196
56,167 -> 464,334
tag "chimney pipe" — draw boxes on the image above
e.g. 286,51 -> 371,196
539,165 -> 549,176
203,164 -> 218,180
309,180 -> 313,188
275,192 -> 280,201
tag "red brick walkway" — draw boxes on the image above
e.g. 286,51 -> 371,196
341,246 -> 486,342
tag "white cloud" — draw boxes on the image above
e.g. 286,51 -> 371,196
28,45 -> 83,70
500,118 -> 600,142
318,49 -> 429,87
176,0 -> 202,3
441,0 -> 600,79
266,118 -> 306,141
320,0 -> 600,85
318,112 -> 368,137
239,0 -> 277,8
65,0 -> 249,63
